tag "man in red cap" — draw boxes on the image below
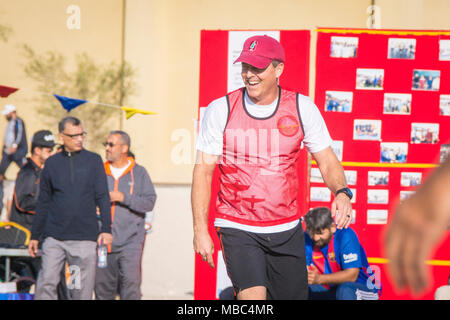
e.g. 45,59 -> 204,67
192,35 -> 352,300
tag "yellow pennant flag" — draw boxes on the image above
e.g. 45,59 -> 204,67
120,106 -> 158,120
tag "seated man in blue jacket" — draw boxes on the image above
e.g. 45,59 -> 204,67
304,207 -> 381,300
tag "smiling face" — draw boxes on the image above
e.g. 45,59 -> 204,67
241,61 -> 284,105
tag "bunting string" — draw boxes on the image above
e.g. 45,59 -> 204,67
0,84 -> 157,120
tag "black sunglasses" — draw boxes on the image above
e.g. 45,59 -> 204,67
103,142 -> 116,148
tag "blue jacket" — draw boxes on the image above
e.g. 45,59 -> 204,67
305,228 -> 382,292
31,148 -> 111,241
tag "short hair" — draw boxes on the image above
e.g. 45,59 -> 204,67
109,130 -> 131,148
304,207 -> 334,236
58,116 -> 81,133
271,60 -> 283,68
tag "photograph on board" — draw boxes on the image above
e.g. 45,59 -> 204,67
411,122 -> 439,144
330,36 -> 358,58
356,68 -> 384,90
383,93 -> 411,115
387,38 -> 416,59
353,119 -> 382,141
400,172 -> 422,187
440,95 -> 450,116
380,142 -> 408,163
440,144 -> 450,163
310,167 -> 324,183
412,69 -> 440,91
331,140 -> 343,161
325,91 -> 353,112
344,170 -> 357,186
439,39 -> 450,61
368,189 -> 389,204
310,187 -> 331,202
367,210 -> 388,225
400,190 -> 415,201
368,171 -> 389,186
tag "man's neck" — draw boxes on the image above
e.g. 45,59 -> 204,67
30,155 -> 43,168
247,85 -> 279,106
63,147 -> 81,154
110,156 -> 130,169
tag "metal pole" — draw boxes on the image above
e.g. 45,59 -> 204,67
371,0 -> 376,28
5,257 -> 10,282
120,0 -> 127,130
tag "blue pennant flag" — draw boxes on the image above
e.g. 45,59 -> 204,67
53,94 -> 87,112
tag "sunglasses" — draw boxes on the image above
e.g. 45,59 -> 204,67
103,142 -> 116,148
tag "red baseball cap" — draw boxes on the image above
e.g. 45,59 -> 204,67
234,35 -> 285,69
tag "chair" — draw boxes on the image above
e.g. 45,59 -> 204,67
0,221 -> 31,248
0,222 -> 35,292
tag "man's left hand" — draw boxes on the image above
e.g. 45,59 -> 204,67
97,232 -> 113,246
331,193 -> 352,229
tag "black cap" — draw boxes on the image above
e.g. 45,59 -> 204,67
32,130 -> 56,148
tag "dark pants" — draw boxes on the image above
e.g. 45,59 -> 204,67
94,246 -> 144,300
309,282 -> 379,300
0,150 -> 26,175
217,225 -> 308,300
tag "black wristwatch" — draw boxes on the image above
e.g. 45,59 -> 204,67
335,187 -> 353,200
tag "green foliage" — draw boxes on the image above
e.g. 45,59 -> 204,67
0,23 -> 12,42
22,44 -> 137,154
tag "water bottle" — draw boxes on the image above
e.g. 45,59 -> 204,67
97,243 -> 107,268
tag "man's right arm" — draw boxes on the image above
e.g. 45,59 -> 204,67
29,165 -> 52,257
14,169 -> 39,213
191,150 -> 219,268
30,165 -> 52,241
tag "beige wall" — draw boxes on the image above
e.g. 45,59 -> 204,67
0,0 -> 123,179
124,0 -> 450,184
124,0 -> 370,184
2,0 -> 450,299
4,0 -> 450,184
378,0 -> 450,30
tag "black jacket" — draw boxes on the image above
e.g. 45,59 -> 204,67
31,148 -> 112,241
9,157 -> 41,231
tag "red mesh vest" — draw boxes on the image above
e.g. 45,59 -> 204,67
216,87 -> 304,226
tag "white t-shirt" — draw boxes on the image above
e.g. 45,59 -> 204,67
109,160 -> 132,180
195,90 -> 332,233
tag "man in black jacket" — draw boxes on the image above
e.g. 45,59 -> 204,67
9,130 -> 56,231
28,116 -> 113,300
9,129 -> 69,298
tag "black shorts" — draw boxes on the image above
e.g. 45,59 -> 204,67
216,225 -> 308,300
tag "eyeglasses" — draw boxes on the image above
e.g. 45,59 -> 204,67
103,142 -> 116,148
62,131 -> 87,139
